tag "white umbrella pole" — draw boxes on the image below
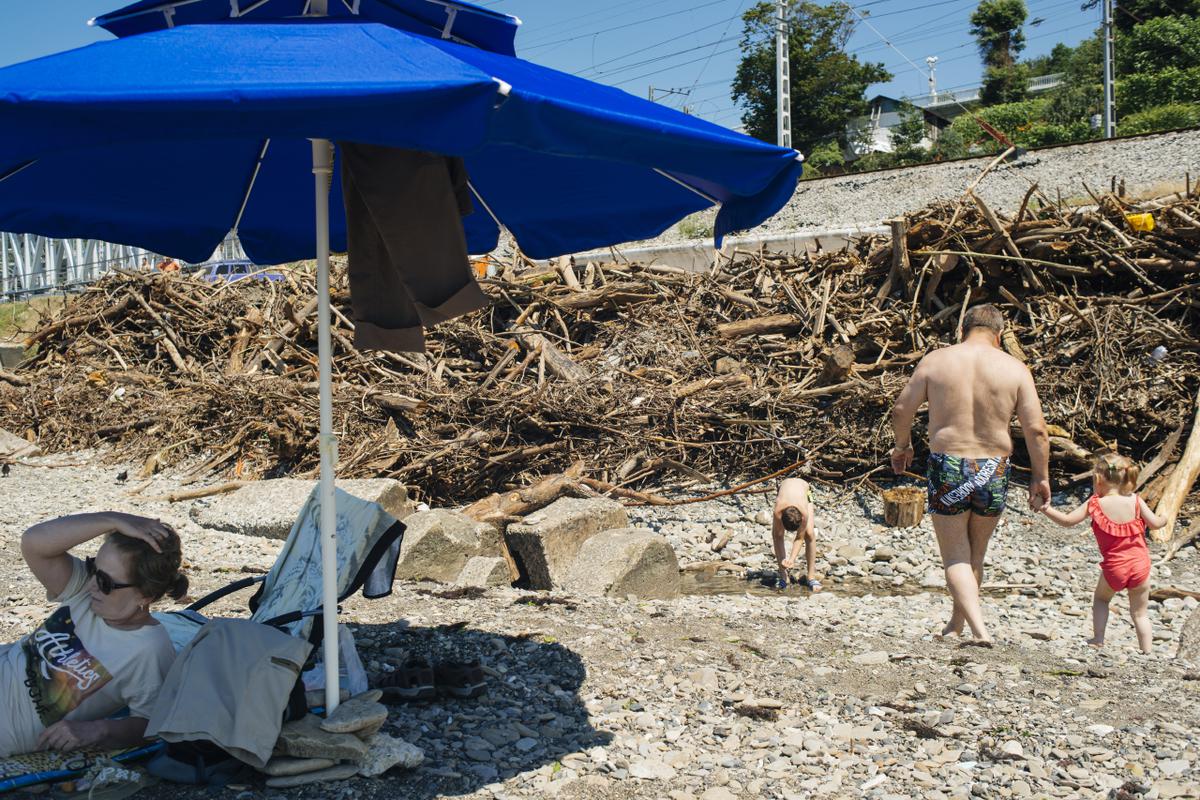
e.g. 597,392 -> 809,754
311,138 -> 340,715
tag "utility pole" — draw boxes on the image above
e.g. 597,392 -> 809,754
775,0 -> 791,148
926,56 -> 938,103
1102,0 -> 1115,138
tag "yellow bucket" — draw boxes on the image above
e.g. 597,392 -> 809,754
1124,212 -> 1155,232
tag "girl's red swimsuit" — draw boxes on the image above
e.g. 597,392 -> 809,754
1087,494 -> 1151,591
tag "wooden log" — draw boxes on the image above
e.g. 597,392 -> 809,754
0,369 -> 29,386
1163,520 -> 1200,563
716,314 -> 805,339
876,218 -> 911,299
1153,386 -> 1200,542
1150,586 -> 1200,602
462,462 -> 585,522
882,486 -> 924,528
517,331 -> 587,382
1137,423 -> 1184,490
367,391 -> 425,414
151,481 -> 250,503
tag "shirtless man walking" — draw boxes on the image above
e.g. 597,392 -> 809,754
890,304 -> 1050,643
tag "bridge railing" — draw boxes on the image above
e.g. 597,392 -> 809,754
0,232 -> 247,301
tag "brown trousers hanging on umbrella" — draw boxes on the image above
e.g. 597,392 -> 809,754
338,142 -> 490,353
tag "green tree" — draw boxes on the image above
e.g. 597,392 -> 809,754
971,0 -> 1029,104
731,1 -> 891,153
981,63 -> 1030,105
1082,0 -> 1200,34
970,0 -> 1028,68
1024,42 -> 1074,77
1119,15 -> 1200,73
890,102 -> 928,162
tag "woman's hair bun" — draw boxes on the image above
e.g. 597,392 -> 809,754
168,573 -> 190,601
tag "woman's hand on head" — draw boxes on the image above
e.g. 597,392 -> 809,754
36,720 -> 106,752
109,513 -> 176,554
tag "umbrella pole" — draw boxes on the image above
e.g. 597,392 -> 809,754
312,138 -> 340,715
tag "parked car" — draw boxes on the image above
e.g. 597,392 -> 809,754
193,258 -> 282,282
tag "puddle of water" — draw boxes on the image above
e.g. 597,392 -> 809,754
679,571 -> 1027,599
679,570 -> 926,598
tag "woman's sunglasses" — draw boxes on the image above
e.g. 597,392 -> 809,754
85,556 -> 135,595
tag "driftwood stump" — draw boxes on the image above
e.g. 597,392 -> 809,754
882,487 -> 925,528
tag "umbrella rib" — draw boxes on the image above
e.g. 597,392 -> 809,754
232,139 -> 272,234
653,168 -> 719,206
0,160 -> 37,185
89,0 -> 206,27
468,181 -> 509,236
231,0 -> 274,16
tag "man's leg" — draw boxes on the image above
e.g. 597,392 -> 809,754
933,513 -> 991,641
945,513 -> 1002,632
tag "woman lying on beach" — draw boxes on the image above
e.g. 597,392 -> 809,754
0,513 -> 186,756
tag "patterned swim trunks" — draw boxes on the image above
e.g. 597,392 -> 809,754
927,453 -> 1011,516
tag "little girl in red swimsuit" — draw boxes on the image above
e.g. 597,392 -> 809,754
1041,454 -> 1166,654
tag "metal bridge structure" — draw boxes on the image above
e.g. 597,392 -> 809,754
0,231 -> 245,300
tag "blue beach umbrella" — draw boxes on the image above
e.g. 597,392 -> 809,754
0,3 -> 804,713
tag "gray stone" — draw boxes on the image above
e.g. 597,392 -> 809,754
265,762 -> 360,788
0,427 -> 39,459
357,733 -> 424,778
629,758 -> 676,780
701,788 -> 738,800
872,546 -> 896,562
687,668 -> 719,690
395,509 -> 490,583
261,756 -> 336,777
455,555 -> 513,588
851,651 -> 889,666
507,497 -> 628,589
275,714 -> 368,762
193,478 -> 411,539
320,691 -> 387,735
563,527 -> 680,599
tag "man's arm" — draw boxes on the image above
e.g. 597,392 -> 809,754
771,511 -> 787,570
890,360 -> 929,474
1014,367 -> 1051,510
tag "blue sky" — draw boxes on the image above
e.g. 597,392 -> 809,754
1,1 -> 1102,132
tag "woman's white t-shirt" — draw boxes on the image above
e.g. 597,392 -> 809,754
0,557 -> 176,757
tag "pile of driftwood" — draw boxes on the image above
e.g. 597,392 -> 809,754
1,181 -> 1198,531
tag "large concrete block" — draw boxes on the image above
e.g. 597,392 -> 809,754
563,527 -> 680,599
0,426 -> 39,459
393,509 -> 489,583
505,497 -> 628,590
454,556 -> 512,588
191,478 -> 410,540
0,344 -> 25,369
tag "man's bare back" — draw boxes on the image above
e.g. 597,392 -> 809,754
919,341 -> 1030,457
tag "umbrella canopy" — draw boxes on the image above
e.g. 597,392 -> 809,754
93,0 -> 522,55
0,13 -> 803,715
0,20 -> 803,265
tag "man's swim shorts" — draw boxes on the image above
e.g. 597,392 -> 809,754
926,453 -> 1010,516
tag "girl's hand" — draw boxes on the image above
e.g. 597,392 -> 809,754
37,720 -> 106,752
108,513 -> 176,554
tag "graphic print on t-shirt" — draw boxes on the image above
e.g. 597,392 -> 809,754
21,606 -> 112,725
